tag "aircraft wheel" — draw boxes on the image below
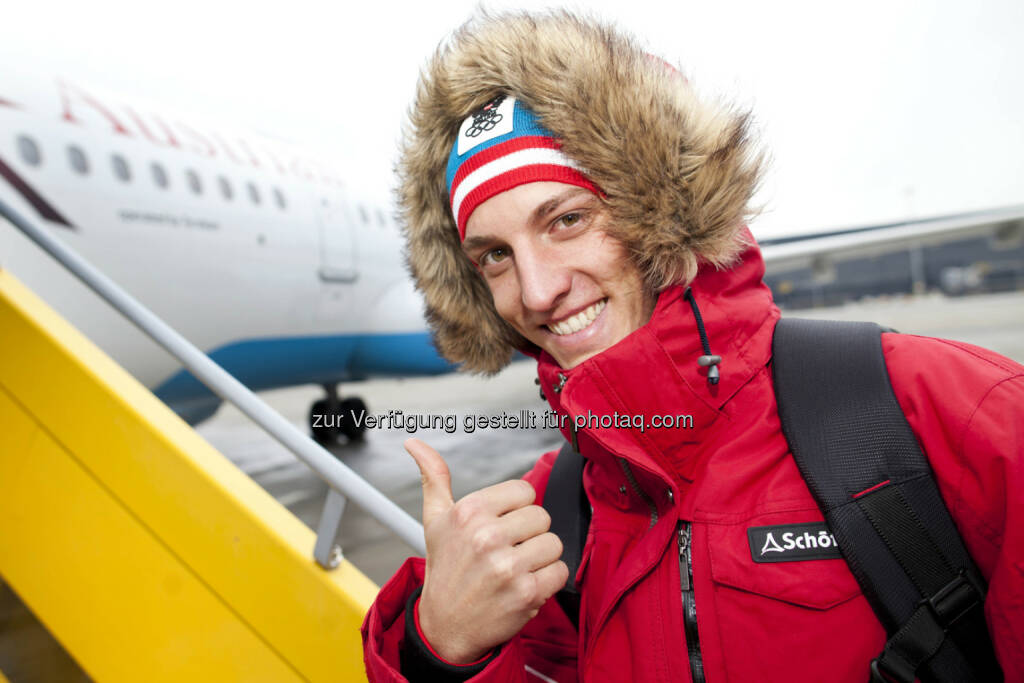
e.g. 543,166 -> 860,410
339,397 -> 368,441
309,397 -> 368,443
309,398 -> 338,444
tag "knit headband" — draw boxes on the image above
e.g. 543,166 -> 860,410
445,95 -> 601,240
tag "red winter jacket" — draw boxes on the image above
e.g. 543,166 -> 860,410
362,241 -> 1024,682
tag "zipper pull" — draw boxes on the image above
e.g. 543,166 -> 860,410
553,372 -> 568,393
678,522 -> 691,591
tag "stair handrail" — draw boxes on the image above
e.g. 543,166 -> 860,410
0,197 -> 426,563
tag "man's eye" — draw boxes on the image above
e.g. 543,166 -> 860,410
559,213 -> 582,228
482,247 -> 509,265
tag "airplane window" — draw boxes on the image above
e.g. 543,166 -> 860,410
218,176 -> 233,201
151,163 -> 169,189
112,154 -> 131,182
186,169 -> 202,195
273,187 -> 286,210
358,205 -> 369,224
247,182 -> 261,205
67,145 -> 89,175
17,135 -> 42,167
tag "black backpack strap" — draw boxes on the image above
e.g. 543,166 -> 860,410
541,442 -> 591,629
772,318 -> 1002,683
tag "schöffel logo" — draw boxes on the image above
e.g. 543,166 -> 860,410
747,522 -> 843,563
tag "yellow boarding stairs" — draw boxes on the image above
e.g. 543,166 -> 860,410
0,200 -> 422,681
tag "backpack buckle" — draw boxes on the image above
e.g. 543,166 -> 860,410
870,657 -> 910,683
924,568 -> 983,630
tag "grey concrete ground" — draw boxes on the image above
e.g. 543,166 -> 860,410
196,290 -> 1024,586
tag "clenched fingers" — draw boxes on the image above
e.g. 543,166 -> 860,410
460,478 -> 536,518
530,559 -> 571,606
499,504 -> 552,546
514,531 -> 564,572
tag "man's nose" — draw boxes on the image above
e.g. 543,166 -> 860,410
516,246 -> 571,312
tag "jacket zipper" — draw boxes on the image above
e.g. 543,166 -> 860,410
679,522 -> 705,683
570,403 -> 704,680
617,458 -> 705,681
617,458 -> 658,529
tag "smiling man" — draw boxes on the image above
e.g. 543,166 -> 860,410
361,10 -> 1024,683
463,180 -> 654,370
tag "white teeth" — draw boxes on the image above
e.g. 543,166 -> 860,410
547,299 -> 607,336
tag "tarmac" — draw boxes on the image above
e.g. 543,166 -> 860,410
195,289 -> 1024,586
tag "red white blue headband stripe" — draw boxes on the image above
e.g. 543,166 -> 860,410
445,95 -> 600,240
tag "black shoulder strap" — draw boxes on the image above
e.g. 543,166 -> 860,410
541,442 -> 590,629
772,318 -> 1002,683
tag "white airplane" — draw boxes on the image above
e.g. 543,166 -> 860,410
0,70 -> 453,440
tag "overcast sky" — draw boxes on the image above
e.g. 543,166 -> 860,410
2,0 -> 1022,239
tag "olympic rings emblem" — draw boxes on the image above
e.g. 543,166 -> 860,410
465,95 -> 507,138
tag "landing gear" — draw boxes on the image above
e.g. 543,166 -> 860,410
309,384 -> 368,444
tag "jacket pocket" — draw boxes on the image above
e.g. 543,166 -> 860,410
699,508 -> 883,682
706,509 -> 860,610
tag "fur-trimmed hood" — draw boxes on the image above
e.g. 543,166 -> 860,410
397,10 -> 762,374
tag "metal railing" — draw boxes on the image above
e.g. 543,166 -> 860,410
0,197 -> 426,565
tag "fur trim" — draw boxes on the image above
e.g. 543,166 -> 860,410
398,10 -> 762,373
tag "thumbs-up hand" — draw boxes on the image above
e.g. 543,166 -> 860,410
405,438 -> 569,664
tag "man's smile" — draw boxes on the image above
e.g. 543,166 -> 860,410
546,299 -> 607,336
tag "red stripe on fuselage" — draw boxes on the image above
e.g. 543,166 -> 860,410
0,154 -> 74,229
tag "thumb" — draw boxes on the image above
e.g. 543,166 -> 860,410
404,438 -> 455,527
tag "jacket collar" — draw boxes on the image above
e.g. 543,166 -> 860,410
534,232 -> 780,485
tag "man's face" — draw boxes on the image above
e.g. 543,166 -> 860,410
462,181 -> 655,369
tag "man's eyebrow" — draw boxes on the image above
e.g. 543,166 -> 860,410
462,234 -> 497,253
530,188 -> 594,225
461,188 -> 596,254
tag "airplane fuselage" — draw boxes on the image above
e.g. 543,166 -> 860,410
0,71 -> 451,423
